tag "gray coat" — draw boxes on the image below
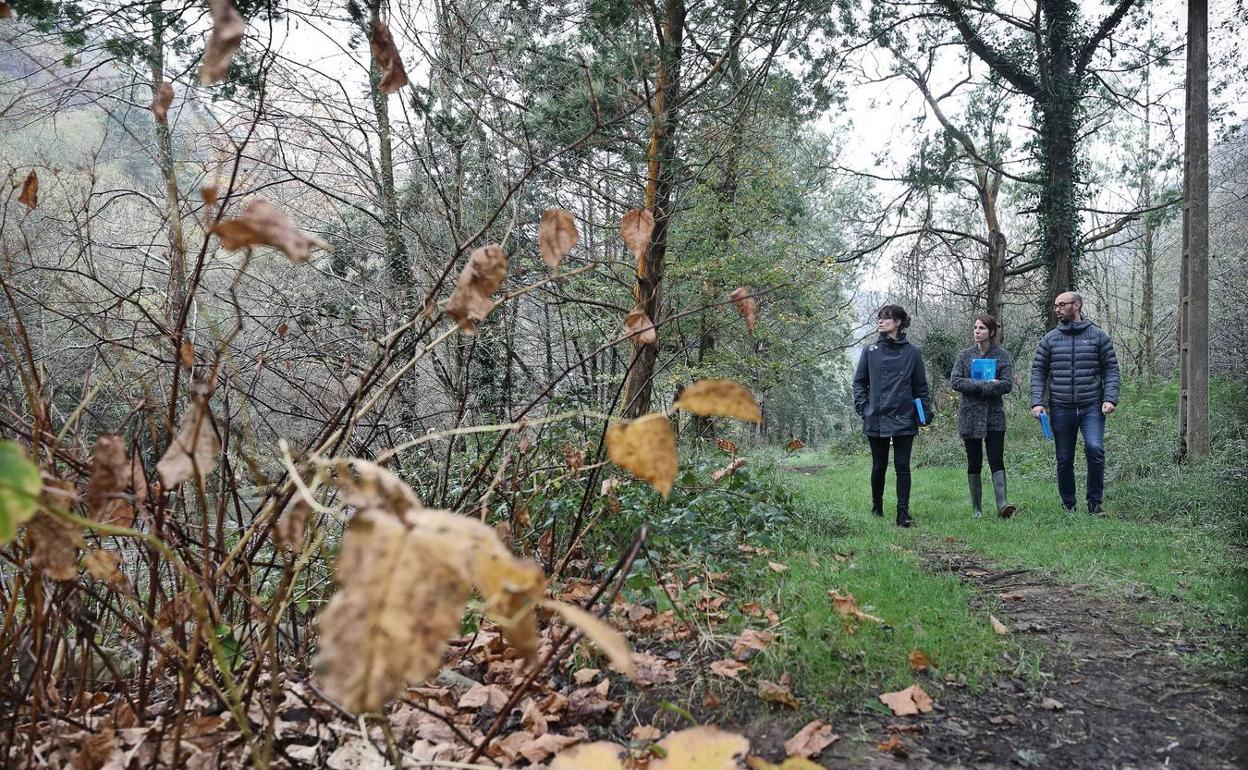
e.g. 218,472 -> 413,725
950,344 -> 1013,439
852,333 -> 933,437
1030,320 -> 1121,408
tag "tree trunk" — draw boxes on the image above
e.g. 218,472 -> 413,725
622,0 -> 686,418
369,2 -> 411,296
979,167 -> 1007,326
1180,0 -> 1210,459
148,4 -> 185,329
1038,0 -> 1080,326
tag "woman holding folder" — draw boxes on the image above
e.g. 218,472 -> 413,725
949,314 -> 1016,518
852,305 -> 933,528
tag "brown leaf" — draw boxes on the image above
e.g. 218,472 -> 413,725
730,286 -> 757,334
151,80 -> 174,123
784,719 -> 839,759
716,437 -> 738,453
369,20 -> 409,94
732,629 -> 775,658
709,659 -> 748,679
550,742 -> 625,770
28,509 -> 84,581
605,414 -> 676,497
458,683 -> 509,712
620,208 -> 655,259
875,736 -> 909,757
446,244 -> 508,334
990,614 -> 1010,635
567,682 -> 617,722
156,396 -> 220,487
331,458 -> 421,515
82,549 -> 125,587
631,650 -> 676,685
758,679 -> 799,708
785,438 -> 805,452
878,684 -> 933,716
908,649 -> 931,672
179,340 -> 195,369
652,726 -> 750,770
542,600 -> 635,679
87,435 -> 129,519
517,733 -> 581,764
710,457 -> 748,482
572,667 -> 600,685
631,724 -> 662,742
18,170 -> 37,209
741,601 -> 763,617
199,0 -> 245,84
276,321 -> 289,338
625,306 -> 657,345
767,561 -> 788,573
539,209 -> 578,268
71,729 -> 117,770
828,588 -> 883,623
212,199 -> 329,263
129,455 -> 148,518
0,3 -> 14,19
275,498 -> 311,551
674,380 -> 762,423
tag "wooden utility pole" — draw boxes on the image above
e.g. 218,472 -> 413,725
1179,0 -> 1210,459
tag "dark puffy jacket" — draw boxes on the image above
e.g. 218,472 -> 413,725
1029,320 -> 1121,408
853,333 -> 933,437
950,344 -> 1013,439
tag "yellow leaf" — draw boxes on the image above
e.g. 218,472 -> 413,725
446,244 -> 508,334
541,600 -> 636,679
675,380 -> 762,423
990,614 -> 1010,635
549,741 -> 625,770
605,414 -> 676,497
747,757 -> 829,770
652,726 -> 750,770
540,209 -> 579,268
620,208 -> 655,259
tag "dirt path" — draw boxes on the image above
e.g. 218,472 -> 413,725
810,551 -> 1248,770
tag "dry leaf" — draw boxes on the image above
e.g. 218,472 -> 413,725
277,321 -> 289,338
446,244 -> 508,334
605,414 -> 676,497
675,380 -> 762,423
1040,697 -> 1064,711
876,736 -> 909,757
828,589 -> 883,623
746,758 -> 828,770
784,719 -> 839,758
709,659 -> 748,679
625,306 -> 657,345
716,437 -> 738,453
758,679 -> 799,708
785,438 -> 805,452
620,208 -> 655,259
540,209 -> 578,268
572,667 -> 600,685
631,725 -> 662,741
86,435 -> 129,520
179,340 -> 195,369
326,737 -> 387,770
72,729 -> 117,770
156,396 -> 220,487
652,726 -> 750,770
768,561 -> 788,573
878,684 -> 933,716
18,170 -> 37,209
990,614 -> 1010,635
741,601 -> 763,617
82,549 -> 125,587
28,510 -> 84,581
0,3 -> 14,19
730,286 -> 757,334
732,629 -> 775,658
369,20 -> 409,94
908,649 -> 931,672
458,683 -> 509,711
711,457 -> 748,481
542,600 -> 636,679
331,458 -> 421,516
199,0 -> 244,84
212,199 -> 329,263
275,498 -> 311,551
151,81 -> 174,123
550,742 -> 625,770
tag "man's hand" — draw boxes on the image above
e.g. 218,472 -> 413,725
1102,401 -> 1116,415
1031,405 -> 1046,418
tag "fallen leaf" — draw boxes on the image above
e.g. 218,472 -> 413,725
550,742 -> 625,770
999,592 -> 1025,601
620,208 -> 655,259
741,601 -> 763,617
829,589 -> 883,623
652,726 -> 749,770
368,20 -> 409,94
199,0 -> 245,84
151,80 -> 174,123
990,615 -> 1010,635
605,414 -> 676,497
573,667 -> 600,685
746,758 -> 827,770
212,199 -> 330,263
631,724 -> 662,742
18,170 -> 37,209
82,549 -> 125,587
625,306 -> 657,345
326,736 -> 387,770
674,380 -> 762,423
446,244 -> 508,334
540,209 -> 578,268
875,736 -> 908,757
1039,697 -> 1064,711
768,561 -> 789,573
716,437 -> 738,453
703,691 -> 722,708
517,733 -> 581,764
567,683 -> 617,722
730,286 -> 757,334
542,600 -> 636,679
784,719 -> 839,758
709,659 -> 748,679
631,650 -> 676,685
72,729 -> 117,770
988,714 -> 1020,726
758,679 -> 798,708
878,684 -> 933,716
785,438 -> 804,452
886,722 -> 924,734
458,683 -> 509,712
732,629 -> 775,658
156,395 -> 220,487
711,457 -> 748,481
908,649 -> 931,672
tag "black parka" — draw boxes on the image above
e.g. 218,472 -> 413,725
1029,320 -> 1121,408
853,333 -> 933,437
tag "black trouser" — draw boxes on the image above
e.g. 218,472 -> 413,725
963,431 -> 1006,475
868,434 -> 914,510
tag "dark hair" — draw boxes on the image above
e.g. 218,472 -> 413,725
876,304 -> 910,330
974,313 -> 999,340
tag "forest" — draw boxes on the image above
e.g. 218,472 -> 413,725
1,0 -> 1245,768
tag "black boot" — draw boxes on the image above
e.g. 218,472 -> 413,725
896,506 -> 912,528
968,474 -> 983,518
871,498 -> 883,517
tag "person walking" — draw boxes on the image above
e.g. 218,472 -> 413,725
853,305 -> 933,528
950,314 -> 1016,518
1030,292 -> 1121,515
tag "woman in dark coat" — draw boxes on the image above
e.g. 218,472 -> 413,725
852,305 -> 932,528
949,314 -> 1016,518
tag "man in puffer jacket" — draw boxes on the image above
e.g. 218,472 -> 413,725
1030,291 -> 1122,515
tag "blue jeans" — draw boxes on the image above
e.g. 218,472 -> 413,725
1050,404 -> 1106,509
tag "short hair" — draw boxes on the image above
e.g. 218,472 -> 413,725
877,304 -> 910,330
975,313 -> 1000,340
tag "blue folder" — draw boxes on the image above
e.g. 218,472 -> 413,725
914,398 -> 926,425
1039,412 -> 1053,440
971,358 -> 997,381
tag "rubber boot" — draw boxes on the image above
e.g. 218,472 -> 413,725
968,474 -> 983,518
992,470 -> 1016,518
896,506 -> 912,528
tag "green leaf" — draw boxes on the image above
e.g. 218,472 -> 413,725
0,441 -> 42,546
